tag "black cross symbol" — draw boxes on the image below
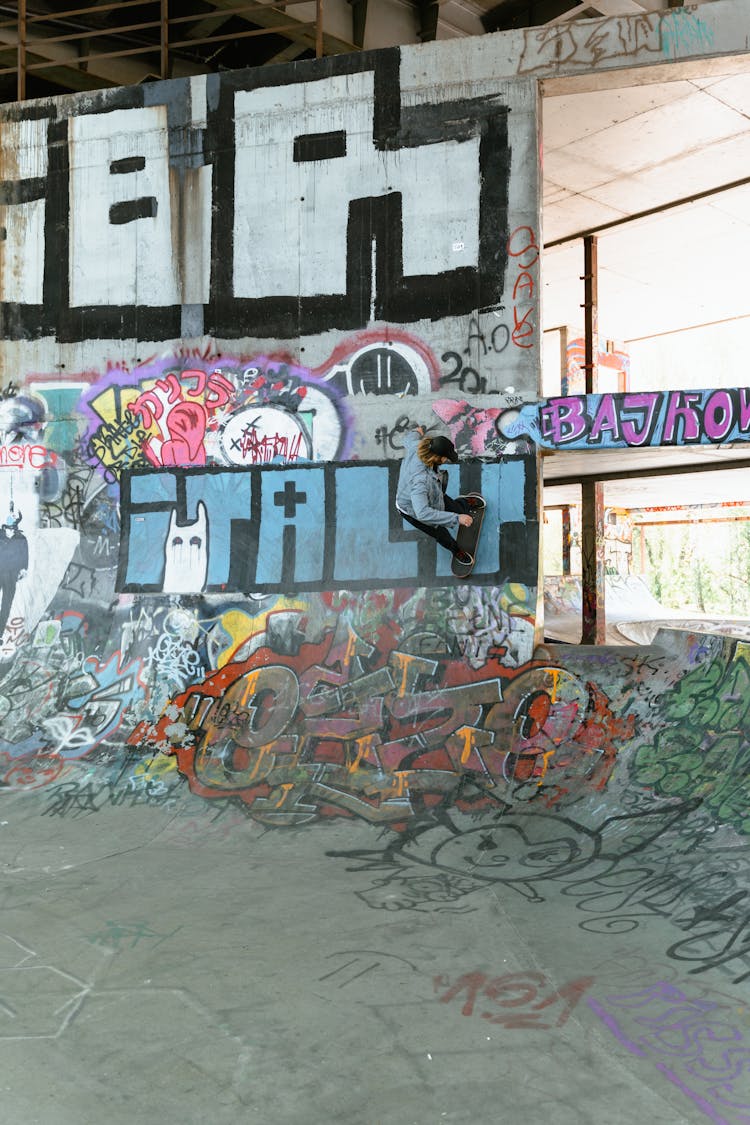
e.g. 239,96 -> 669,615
274,480 -> 307,518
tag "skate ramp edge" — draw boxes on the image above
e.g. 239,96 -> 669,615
7,597 -> 748,850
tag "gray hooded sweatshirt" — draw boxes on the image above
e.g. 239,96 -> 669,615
395,431 -> 459,535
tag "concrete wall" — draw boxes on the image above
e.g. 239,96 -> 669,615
0,37 -> 549,820
0,15 -> 747,839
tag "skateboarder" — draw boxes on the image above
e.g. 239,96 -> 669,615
395,426 -> 482,566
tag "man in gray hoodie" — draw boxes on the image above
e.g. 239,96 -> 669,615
395,427 -> 481,566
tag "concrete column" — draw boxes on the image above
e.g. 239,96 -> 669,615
581,479 -> 606,645
561,505 -> 571,576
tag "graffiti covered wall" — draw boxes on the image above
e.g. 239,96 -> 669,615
0,37 -> 550,814
0,20 -> 746,863
506,388 -> 750,450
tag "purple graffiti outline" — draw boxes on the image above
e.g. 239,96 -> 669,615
588,987 -> 750,1125
79,353 -> 355,481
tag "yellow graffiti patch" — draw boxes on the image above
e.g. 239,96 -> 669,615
217,600 -> 307,668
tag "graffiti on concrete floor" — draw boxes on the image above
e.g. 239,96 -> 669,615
589,980 -> 750,1124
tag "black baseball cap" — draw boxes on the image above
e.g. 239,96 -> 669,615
430,435 -> 458,463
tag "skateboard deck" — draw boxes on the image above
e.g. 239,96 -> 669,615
451,494 -> 486,578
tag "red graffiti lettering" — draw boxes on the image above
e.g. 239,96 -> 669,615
236,429 -> 303,465
0,443 -> 57,469
508,226 -> 538,351
434,969 -> 594,1029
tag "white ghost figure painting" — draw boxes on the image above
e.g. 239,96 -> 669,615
162,502 -> 209,593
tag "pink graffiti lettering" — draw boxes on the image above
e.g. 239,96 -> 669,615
128,389 -> 164,427
618,393 -> 660,446
156,373 -> 182,403
128,368 -> 237,468
540,398 -> 588,445
128,370 -> 234,430
181,369 -> 234,406
703,390 -> 734,442
662,391 -> 703,443
739,388 -> 750,432
589,394 -> 622,444
156,402 -> 207,467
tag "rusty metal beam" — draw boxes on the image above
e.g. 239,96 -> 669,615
24,0 -> 150,24
28,19 -> 163,48
170,22 -> 314,53
0,52 -> 112,90
26,22 -> 312,71
582,234 -> 598,395
0,0 -> 361,101
0,25 -> 207,87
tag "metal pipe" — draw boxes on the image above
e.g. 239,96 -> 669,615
27,20 -> 162,48
160,0 -> 168,78
17,0 -> 25,100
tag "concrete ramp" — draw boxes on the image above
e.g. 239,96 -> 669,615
0,23 -> 748,1122
0,624 -> 747,1125
545,574 -> 750,646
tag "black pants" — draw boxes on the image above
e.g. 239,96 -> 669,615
399,495 -> 470,556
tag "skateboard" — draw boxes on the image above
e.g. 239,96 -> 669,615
451,494 -> 486,579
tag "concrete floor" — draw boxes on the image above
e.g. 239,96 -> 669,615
0,762 -> 747,1125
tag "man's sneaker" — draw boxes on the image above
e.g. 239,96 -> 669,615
454,549 -> 474,566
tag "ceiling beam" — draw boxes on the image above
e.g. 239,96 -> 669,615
0,0 -> 360,99
0,22 -> 210,91
264,39 -> 310,64
191,0 -> 359,58
546,457 -> 750,487
347,0 -> 368,49
180,10 -> 235,45
414,0 -> 440,42
544,174 -> 750,250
